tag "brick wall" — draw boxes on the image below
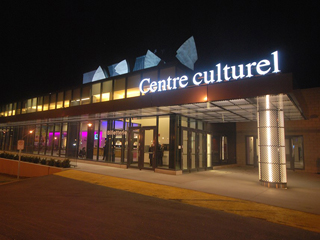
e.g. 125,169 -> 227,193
236,87 -> 320,173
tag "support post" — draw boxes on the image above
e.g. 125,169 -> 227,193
257,94 -> 287,188
18,149 -> 21,180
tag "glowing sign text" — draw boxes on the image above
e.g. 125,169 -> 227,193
139,51 -> 280,94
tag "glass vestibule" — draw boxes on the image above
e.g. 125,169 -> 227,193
127,117 -> 157,169
1,115 -> 207,172
98,119 -> 127,163
128,127 -> 156,169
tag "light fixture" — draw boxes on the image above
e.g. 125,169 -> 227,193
87,123 -> 93,127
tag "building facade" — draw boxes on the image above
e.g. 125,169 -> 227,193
0,54 -> 319,183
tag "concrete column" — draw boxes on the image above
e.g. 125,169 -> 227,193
257,94 -> 287,188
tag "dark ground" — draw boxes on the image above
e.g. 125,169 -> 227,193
0,175 -> 319,240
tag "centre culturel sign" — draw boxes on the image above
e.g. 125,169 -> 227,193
139,51 -> 280,94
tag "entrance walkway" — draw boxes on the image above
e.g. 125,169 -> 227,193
67,162 -> 320,214
55,161 -> 320,233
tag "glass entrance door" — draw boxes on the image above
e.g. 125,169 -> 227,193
128,127 -> 156,169
286,136 -> 304,170
128,128 -> 139,168
181,128 -> 205,172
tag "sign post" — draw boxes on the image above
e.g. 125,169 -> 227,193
17,140 -> 24,180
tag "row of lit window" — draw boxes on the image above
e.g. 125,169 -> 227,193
0,66 -> 177,118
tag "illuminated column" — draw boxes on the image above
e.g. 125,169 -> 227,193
257,94 -> 287,188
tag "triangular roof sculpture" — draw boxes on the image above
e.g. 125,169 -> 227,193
92,66 -> 107,82
144,50 -> 161,69
176,36 -> 198,70
133,50 -> 161,71
83,66 -> 107,84
108,60 -> 129,76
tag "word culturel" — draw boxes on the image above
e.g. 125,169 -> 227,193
139,51 -> 280,94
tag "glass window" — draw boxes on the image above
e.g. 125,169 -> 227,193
79,122 -> 88,159
30,98 -> 37,113
53,124 -> 61,156
102,80 -> 112,101
27,99 -> 32,113
191,132 -> 196,169
50,94 -> 56,110
93,120 -> 100,160
158,116 -> 169,168
207,134 -> 212,167
114,78 -> 125,100
12,102 -> 16,116
114,119 -> 124,163
190,119 -> 196,129
39,125 -> 47,154
181,116 -> 188,127
182,130 -> 188,170
66,122 -> 79,158
92,83 -> 101,103
33,125 -> 41,154
127,74 -> 141,98
221,136 -> 228,161
71,88 -> 80,106
3,105 -> 7,117
246,136 -> 255,165
64,90 -> 71,108
123,118 -> 130,163
21,100 -> 27,114
131,116 -> 156,127
199,133 -> 204,168
81,85 -> 91,105
197,120 -> 203,130
16,102 -> 21,115
286,136 -> 304,170
99,120 -> 108,161
37,96 -> 43,112
24,126 -> 35,154
56,92 -> 64,109
11,126 -> 18,151
60,123 -> 68,156
46,124 -> 54,155
7,103 -> 12,116
43,95 -> 50,111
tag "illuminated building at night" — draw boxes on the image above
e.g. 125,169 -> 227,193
1,38 -> 319,187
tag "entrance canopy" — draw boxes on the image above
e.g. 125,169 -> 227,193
99,94 -> 303,123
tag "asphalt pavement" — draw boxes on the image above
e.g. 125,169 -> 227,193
1,161 -> 319,239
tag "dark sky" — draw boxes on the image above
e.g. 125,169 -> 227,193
2,1 -> 319,104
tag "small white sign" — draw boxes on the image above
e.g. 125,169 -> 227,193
17,140 -> 24,150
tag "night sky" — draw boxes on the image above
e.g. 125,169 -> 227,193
2,1 -> 319,104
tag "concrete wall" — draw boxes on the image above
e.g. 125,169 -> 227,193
0,158 -> 62,177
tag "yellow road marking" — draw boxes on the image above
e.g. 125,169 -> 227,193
55,170 -> 320,233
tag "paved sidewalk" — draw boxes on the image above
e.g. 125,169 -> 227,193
68,161 -> 320,215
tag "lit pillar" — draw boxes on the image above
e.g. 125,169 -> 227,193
257,94 -> 287,188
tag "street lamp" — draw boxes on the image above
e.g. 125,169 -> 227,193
17,130 -> 34,180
